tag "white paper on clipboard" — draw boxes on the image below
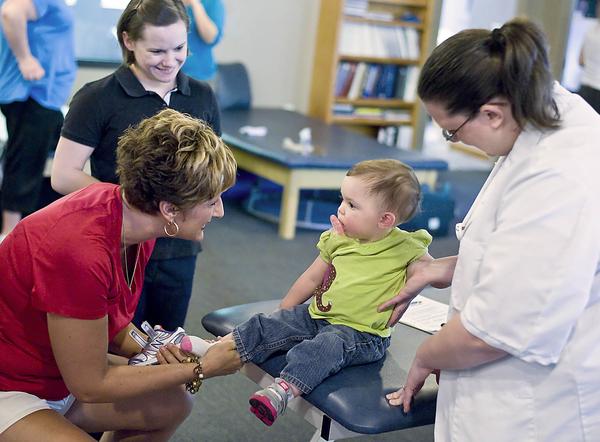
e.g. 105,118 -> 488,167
399,295 -> 449,334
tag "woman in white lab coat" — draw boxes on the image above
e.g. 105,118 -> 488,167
381,19 -> 600,441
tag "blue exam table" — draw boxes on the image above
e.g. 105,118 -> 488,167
202,300 -> 438,441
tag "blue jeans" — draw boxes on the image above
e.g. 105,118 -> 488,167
133,255 -> 197,330
233,304 -> 390,394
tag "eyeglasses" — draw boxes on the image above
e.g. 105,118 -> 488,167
442,112 -> 477,142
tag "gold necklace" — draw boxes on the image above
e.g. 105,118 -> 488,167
121,193 -> 140,290
122,226 -> 140,290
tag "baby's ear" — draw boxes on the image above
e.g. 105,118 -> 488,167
379,212 -> 397,229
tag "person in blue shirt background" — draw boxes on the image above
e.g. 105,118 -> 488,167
182,0 -> 225,83
0,0 -> 76,243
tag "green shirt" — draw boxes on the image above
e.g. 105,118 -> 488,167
308,228 -> 432,337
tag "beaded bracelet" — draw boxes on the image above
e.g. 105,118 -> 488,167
184,355 -> 204,394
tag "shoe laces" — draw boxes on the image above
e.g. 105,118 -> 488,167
265,382 -> 290,415
141,321 -> 186,350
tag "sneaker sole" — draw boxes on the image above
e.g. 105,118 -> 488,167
249,395 -> 277,426
128,356 -> 157,366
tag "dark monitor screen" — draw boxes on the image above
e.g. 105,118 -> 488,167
68,0 -> 126,65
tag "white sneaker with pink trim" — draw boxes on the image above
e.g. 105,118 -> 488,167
128,321 -> 186,366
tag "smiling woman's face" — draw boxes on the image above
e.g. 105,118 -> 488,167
173,194 -> 225,242
124,20 -> 188,86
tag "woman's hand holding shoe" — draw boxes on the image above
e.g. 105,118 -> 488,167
158,340 -> 242,377
156,344 -> 190,364
198,339 -> 242,378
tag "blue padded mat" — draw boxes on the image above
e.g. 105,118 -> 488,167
202,300 -> 437,435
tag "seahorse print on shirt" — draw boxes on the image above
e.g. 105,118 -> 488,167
313,264 -> 336,312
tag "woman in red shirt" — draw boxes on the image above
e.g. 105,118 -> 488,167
0,108 -> 240,440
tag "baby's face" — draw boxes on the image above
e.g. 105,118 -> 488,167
336,176 -> 385,242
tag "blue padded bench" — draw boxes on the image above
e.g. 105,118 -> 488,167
202,300 -> 437,441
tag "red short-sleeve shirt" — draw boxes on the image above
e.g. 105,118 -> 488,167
0,183 -> 154,400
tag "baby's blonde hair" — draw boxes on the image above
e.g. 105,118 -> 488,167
347,159 -> 420,223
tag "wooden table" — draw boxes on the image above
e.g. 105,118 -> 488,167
221,108 -> 448,239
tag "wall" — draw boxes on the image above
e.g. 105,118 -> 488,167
71,0 -> 320,113
438,0 -> 517,44
215,0 -> 319,111
516,0 -> 576,81
563,8 -> 596,90
1,0 -> 581,141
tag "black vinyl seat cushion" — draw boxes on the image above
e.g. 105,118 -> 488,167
202,300 -> 437,434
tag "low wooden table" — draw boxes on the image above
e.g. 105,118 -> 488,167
221,108 -> 448,239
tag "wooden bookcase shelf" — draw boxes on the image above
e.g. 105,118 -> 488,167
332,116 -> 414,126
371,0 -> 428,7
344,15 -> 425,29
309,0 -> 436,149
334,98 -> 415,108
338,55 -> 420,64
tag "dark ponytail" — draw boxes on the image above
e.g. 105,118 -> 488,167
418,18 -> 560,129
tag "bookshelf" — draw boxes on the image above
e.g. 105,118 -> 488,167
308,0 -> 437,150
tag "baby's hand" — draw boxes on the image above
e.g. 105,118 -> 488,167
330,214 -> 345,235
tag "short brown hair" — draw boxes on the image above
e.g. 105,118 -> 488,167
347,159 -> 420,223
117,108 -> 237,214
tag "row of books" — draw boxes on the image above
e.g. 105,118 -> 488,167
339,21 -> 420,59
332,104 -> 412,123
334,62 -> 420,101
344,0 -> 395,21
343,0 -> 422,23
377,125 -> 414,150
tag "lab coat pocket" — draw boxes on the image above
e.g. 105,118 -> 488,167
452,376 -> 535,441
576,363 -> 600,439
451,237 -> 485,311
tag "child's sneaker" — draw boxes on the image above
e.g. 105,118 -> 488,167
249,378 -> 293,426
128,321 -> 186,366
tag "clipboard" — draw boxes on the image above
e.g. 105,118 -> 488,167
399,295 -> 449,334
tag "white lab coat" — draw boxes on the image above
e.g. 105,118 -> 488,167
435,85 -> 600,441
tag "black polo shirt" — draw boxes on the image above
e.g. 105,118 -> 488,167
62,65 -> 221,185
61,65 -> 221,259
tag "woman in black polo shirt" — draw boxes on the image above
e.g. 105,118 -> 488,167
52,0 -> 218,332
